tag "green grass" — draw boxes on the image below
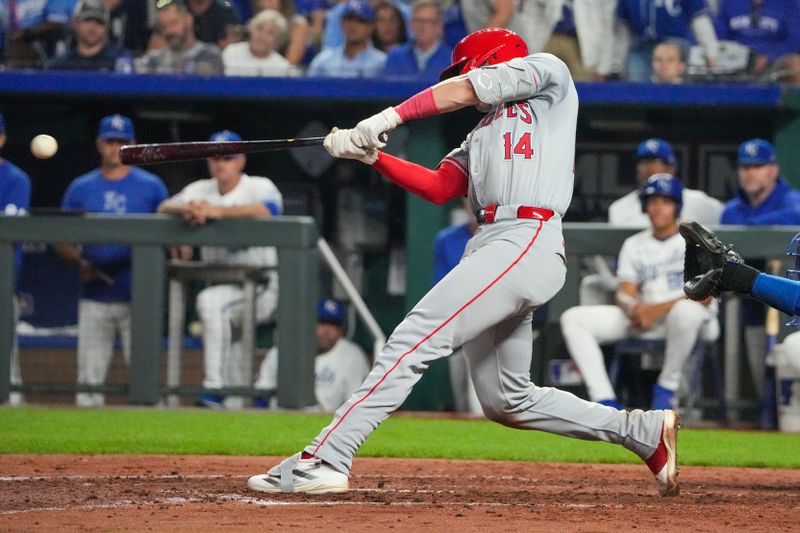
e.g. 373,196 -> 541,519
2,407 -> 800,468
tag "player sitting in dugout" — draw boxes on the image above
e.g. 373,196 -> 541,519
560,174 -> 718,411
252,298 -> 371,412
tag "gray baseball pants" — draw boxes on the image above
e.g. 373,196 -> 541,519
305,219 -> 665,473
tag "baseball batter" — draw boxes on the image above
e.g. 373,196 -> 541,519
561,174 -> 718,411
248,28 -> 679,497
158,130 -> 283,408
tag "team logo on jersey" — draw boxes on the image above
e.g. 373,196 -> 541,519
103,191 -> 128,213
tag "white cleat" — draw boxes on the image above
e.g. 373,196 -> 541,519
646,410 -> 680,497
247,453 -> 349,495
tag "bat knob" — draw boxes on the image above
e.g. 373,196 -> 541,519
379,132 -> 389,144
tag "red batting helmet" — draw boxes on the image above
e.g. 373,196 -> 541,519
439,28 -> 528,81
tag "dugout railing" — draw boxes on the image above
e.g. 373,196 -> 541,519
0,213 -> 319,407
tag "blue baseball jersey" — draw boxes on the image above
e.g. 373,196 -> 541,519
714,0 -> 800,62
432,222 -> 473,284
61,167 -> 168,302
383,41 -> 453,81
617,0 -> 710,42
0,158 -> 32,278
721,177 -> 800,226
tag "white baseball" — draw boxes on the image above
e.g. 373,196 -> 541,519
30,134 -> 58,159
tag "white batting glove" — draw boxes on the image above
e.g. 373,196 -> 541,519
324,127 -> 378,165
350,107 -> 402,150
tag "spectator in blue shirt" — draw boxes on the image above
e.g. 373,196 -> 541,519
2,0 -> 74,67
308,0 -> 386,77
0,113 -> 31,406
714,0 -> 800,76
49,0 -> 134,72
322,0 -> 412,50
615,0 -> 719,82
721,138 -> 800,429
383,0 -> 452,81
55,115 -> 168,408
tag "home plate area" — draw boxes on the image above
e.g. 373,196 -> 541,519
1,455 -> 798,531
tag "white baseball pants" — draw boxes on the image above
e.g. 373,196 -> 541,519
195,278 -> 278,390
75,299 -> 131,408
9,298 -> 23,406
560,300 -> 718,402
304,219 -> 666,475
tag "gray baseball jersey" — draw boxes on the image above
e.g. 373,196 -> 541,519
303,53 -> 666,475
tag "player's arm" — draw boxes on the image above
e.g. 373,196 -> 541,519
157,198 -> 190,216
615,281 -> 639,318
206,204 -> 273,218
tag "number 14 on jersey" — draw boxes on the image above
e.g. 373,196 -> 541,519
503,132 -> 535,160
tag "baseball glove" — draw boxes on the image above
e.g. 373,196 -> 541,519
679,220 -> 749,300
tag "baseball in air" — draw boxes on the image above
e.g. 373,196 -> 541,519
30,134 -> 58,159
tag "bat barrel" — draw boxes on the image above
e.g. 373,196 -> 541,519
119,137 -> 327,165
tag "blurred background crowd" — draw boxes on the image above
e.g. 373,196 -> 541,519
1,0 -> 799,83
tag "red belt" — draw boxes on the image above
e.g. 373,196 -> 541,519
475,205 -> 554,224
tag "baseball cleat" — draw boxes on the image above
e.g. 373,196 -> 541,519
645,410 -> 680,497
247,453 -> 349,495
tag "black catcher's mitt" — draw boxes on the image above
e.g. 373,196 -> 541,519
679,220 -> 747,300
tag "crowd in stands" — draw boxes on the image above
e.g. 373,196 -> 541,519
1,0 -> 799,83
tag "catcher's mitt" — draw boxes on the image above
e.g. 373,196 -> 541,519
678,220 -> 746,300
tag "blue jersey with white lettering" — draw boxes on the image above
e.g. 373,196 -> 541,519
714,0 -> 800,62
617,0 -> 710,42
61,167 -> 167,302
0,159 -> 31,278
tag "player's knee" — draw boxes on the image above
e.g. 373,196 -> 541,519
560,306 -> 588,331
476,390 -> 528,426
195,289 -> 219,318
667,299 -> 707,326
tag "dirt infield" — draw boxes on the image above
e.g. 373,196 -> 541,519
2,455 -> 799,532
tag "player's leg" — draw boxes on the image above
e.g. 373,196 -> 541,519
195,284 -> 243,394
117,302 -> 132,367
654,299 -> 711,409
9,298 -> 23,406
559,305 -> 630,405
254,275 -> 279,325
75,299 -> 115,407
447,347 -> 482,415
248,222 -> 563,492
465,312 -> 678,495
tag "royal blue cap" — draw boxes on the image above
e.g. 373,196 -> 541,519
738,139 -> 776,165
98,114 -> 134,140
209,130 -> 242,142
636,138 -> 676,166
0,113 -> 5,133
342,0 -> 374,22
318,298 -> 346,325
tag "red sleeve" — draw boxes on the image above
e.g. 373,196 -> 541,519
372,152 -> 468,205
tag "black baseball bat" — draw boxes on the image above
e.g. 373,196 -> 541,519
119,136 -> 326,165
